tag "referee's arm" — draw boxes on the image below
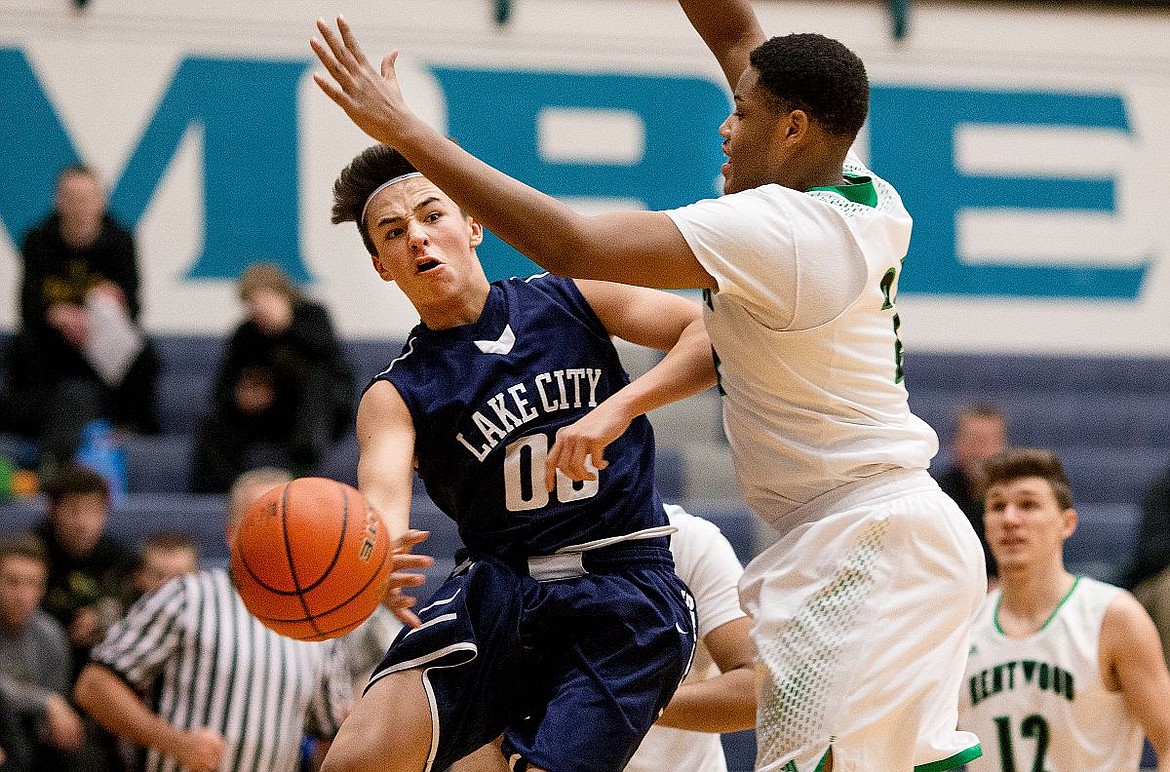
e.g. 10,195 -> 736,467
74,662 -> 226,772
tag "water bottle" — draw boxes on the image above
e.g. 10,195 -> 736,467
74,419 -> 128,505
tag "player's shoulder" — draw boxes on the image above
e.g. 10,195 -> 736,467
1099,581 -> 1150,627
664,506 -> 739,564
664,505 -> 720,538
1097,582 -> 1164,669
502,271 -> 576,296
507,272 -> 608,333
1072,574 -> 1128,608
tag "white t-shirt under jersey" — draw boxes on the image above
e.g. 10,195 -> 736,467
625,505 -> 748,772
665,154 -> 938,537
960,576 -> 1144,772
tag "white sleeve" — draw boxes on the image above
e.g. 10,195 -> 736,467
306,640 -> 355,739
665,506 -> 747,640
666,187 -> 866,331
90,576 -> 188,687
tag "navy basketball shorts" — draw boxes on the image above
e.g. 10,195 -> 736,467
366,544 -> 697,772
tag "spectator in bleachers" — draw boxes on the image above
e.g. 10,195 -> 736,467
959,448 -> 1170,770
0,686 -> 33,772
1127,466 -> 1170,669
191,262 -> 355,493
73,466 -> 353,772
0,533 -> 111,771
0,164 -> 160,471
34,464 -> 136,681
130,532 -> 199,601
933,403 -> 1007,582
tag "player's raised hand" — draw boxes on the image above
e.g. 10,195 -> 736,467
310,16 -> 412,145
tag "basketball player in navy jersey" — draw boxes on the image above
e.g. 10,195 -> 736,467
312,4 -> 986,769
319,144 -> 714,772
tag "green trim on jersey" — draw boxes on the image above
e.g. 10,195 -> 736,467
993,575 -> 1082,636
914,743 -> 983,771
808,173 -> 878,208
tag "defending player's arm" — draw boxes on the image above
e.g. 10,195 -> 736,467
311,19 -> 711,291
1099,591 -> 1170,765
355,380 -> 434,627
74,663 -> 225,772
546,281 -> 715,487
677,0 -> 765,91
658,614 -> 755,732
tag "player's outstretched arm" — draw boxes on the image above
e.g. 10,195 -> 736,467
545,282 -> 715,488
1101,591 -> 1170,765
658,615 -> 756,732
311,17 -> 712,291
356,380 -> 434,628
74,663 -> 226,772
678,0 -> 766,92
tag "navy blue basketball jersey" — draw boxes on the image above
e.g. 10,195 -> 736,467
373,274 -> 666,560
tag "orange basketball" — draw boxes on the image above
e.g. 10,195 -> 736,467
230,477 -> 391,642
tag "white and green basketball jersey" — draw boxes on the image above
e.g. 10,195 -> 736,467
666,153 -> 938,537
960,576 -> 1143,771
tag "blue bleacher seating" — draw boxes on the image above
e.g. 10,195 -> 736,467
4,335 -> 1168,590
153,334 -> 221,435
1059,446 -> 1166,505
123,434 -> 194,493
318,436 -> 360,488
1064,502 -> 1143,585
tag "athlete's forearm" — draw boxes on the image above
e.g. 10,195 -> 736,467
74,664 -> 187,758
656,666 -> 755,732
614,318 -> 717,419
677,0 -> 765,90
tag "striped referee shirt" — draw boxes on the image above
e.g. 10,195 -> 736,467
91,569 -> 352,772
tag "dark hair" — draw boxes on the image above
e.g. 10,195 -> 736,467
748,33 -> 869,139
956,403 -> 1006,423
332,145 -> 420,255
58,162 -> 97,183
143,531 -> 198,557
0,533 -> 48,567
42,463 -> 110,507
983,448 -> 1074,510
237,261 -> 303,304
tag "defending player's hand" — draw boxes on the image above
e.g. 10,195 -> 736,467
384,528 -> 434,629
545,398 -> 633,491
311,16 -> 410,147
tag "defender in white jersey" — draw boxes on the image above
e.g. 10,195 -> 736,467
959,448 -> 1170,771
626,505 -> 754,772
311,0 -> 984,768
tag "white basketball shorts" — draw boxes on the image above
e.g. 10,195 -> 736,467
740,469 -> 986,772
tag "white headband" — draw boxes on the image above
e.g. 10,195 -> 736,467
359,172 -> 424,227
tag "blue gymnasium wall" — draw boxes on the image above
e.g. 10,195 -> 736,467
0,1 -> 1168,352
0,53 -> 1143,297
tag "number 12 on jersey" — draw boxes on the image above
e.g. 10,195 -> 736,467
993,713 -> 1050,772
